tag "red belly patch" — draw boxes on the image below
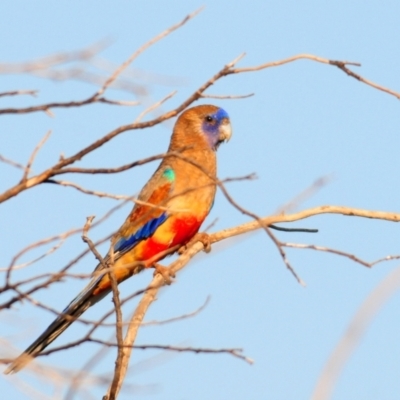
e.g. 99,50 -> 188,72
140,214 -> 205,262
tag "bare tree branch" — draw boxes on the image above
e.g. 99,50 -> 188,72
0,9 -> 201,117
231,54 -> 400,99
2,11 -> 400,397
311,265 -> 400,400
102,204 -> 400,396
1,48 -> 397,205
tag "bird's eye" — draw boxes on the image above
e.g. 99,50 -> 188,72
205,115 -> 213,122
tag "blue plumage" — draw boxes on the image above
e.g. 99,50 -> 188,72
114,212 -> 168,254
201,108 -> 230,149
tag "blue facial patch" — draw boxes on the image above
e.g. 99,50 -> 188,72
215,108 -> 229,121
201,107 -> 230,149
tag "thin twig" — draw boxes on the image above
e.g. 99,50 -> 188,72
133,91 -> 177,123
277,175 -> 333,214
269,225 -> 318,233
106,237 -> 124,400
97,98 -> 140,107
0,90 -> 38,98
142,296 -> 210,326
370,254 -> 400,267
46,180 -> 131,201
0,238 -> 66,272
55,150 -> 187,175
0,154 -> 24,169
200,93 -> 254,99
283,242 -> 400,269
90,340 -> 253,364
21,130 -> 52,182
283,242 -> 372,267
330,60 -> 400,100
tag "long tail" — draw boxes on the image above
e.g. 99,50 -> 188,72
5,276 -> 109,374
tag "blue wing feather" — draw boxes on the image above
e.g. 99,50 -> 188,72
113,212 -> 168,254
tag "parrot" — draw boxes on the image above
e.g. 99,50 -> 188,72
5,104 -> 232,374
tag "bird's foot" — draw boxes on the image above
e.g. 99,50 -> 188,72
153,263 -> 175,285
178,232 -> 212,255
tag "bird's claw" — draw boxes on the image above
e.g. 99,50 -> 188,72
197,232 -> 212,253
153,263 -> 175,284
178,232 -> 212,254
177,245 -> 186,255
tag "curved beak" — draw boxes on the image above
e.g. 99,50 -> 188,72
218,118 -> 232,143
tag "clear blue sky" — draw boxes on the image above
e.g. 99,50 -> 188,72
1,1 -> 400,399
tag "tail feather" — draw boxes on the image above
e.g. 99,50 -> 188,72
5,276 -> 109,374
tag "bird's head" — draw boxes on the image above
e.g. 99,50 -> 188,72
171,105 -> 232,151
